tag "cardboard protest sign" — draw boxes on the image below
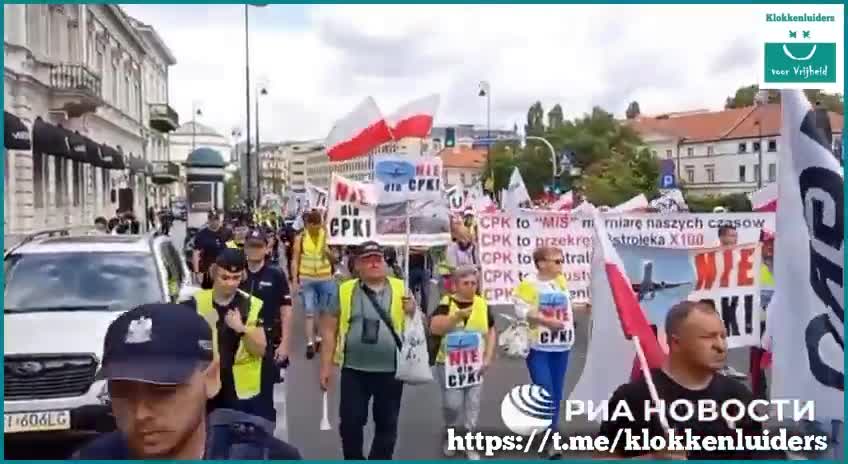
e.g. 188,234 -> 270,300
478,210 -> 775,304
535,290 -> 576,349
444,331 -> 484,389
373,155 -> 443,203
617,243 -> 762,348
327,174 -> 378,245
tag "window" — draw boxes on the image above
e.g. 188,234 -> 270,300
687,147 -> 694,157
33,151 -> 44,208
753,141 -> 761,152
665,149 -> 672,158
111,60 -> 118,105
738,142 -> 747,153
768,140 -> 777,152
72,160 -> 82,206
685,165 -> 695,183
753,164 -> 760,183
124,73 -> 130,112
26,5 -> 49,56
707,146 -> 714,156
101,167 -> 110,207
705,164 -> 715,183
738,165 -> 746,182
768,163 -> 777,182
55,157 -> 65,207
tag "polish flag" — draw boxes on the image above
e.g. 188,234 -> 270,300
386,94 -> 440,140
747,183 -> 777,212
325,97 -> 393,162
570,206 -> 666,413
549,191 -> 574,211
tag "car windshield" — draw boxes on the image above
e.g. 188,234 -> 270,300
4,252 -> 162,313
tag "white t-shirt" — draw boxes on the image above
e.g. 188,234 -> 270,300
513,275 -> 574,352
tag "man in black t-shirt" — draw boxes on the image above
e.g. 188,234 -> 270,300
599,300 -> 770,460
193,211 -> 228,289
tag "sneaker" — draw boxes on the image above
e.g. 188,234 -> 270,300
306,343 -> 315,360
443,441 -> 456,458
314,339 -> 322,355
466,450 -> 481,460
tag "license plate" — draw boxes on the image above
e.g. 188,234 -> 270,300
4,410 -> 71,433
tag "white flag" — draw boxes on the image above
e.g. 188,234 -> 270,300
501,167 -> 531,212
769,90 -> 843,418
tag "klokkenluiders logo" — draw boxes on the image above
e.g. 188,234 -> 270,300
762,12 -> 838,87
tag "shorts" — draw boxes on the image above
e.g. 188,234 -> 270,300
299,279 -> 337,316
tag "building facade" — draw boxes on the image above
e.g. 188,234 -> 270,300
437,146 -> 485,187
628,104 -> 843,196
258,144 -> 289,195
4,4 -> 178,235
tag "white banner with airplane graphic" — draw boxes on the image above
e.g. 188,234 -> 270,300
478,210 -> 773,306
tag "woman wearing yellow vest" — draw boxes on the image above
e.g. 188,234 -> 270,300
429,265 -> 496,460
512,246 -> 574,458
291,210 -> 338,360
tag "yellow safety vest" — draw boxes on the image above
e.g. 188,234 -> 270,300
436,295 -> 489,364
334,277 -> 406,366
434,248 -> 452,276
760,264 -> 774,287
194,289 -> 263,400
225,240 -> 239,249
513,274 -> 569,345
299,229 -> 332,278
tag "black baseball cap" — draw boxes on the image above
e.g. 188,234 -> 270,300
244,228 -> 267,245
215,248 -> 246,273
356,241 -> 384,259
96,304 -> 214,384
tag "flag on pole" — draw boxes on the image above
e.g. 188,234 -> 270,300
501,167 -> 531,212
386,94 -> 440,140
325,97 -> 393,162
769,89 -> 844,418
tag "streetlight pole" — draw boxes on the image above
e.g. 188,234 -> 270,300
525,136 -> 558,184
191,104 -> 202,153
255,85 -> 267,204
755,120 -> 763,189
244,4 -> 252,208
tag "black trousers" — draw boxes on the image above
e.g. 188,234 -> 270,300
339,368 -> 403,460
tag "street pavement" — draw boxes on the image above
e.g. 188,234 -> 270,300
3,221 -> 753,459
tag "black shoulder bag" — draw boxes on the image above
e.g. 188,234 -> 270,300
360,284 -> 403,350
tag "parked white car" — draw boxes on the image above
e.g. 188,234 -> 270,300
3,228 -> 196,438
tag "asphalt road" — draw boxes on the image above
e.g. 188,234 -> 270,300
3,221 -> 754,459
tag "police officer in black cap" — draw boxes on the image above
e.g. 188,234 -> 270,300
184,249 -> 268,418
72,303 -> 302,460
193,210 -> 228,289
241,229 -> 293,428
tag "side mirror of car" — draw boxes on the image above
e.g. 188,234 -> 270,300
177,284 -> 201,304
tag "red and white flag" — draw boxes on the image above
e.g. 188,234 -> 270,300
325,97 -> 393,162
570,206 -> 666,411
769,90 -> 843,418
747,183 -> 777,212
386,94 -> 440,140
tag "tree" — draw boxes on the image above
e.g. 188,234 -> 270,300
548,104 -> 564,130
725,84 -> 844,114
525,101 -> 545,136
684,192 -> 752,212
625,101 -> 641,119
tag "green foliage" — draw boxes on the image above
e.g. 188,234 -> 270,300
525,101 -> 545,136
548,104 -> 564,130
725,84 -> 844,114
625,101 -> 641,119
684,192 -> 752,212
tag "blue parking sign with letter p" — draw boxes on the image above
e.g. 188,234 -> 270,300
661,174 -> 675,188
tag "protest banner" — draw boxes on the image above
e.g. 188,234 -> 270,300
445,185 -> 466,212
444,331 -> 484,389
306,183 -> 328,210
373,155 -> 443,203
478,210 -> 774,304
327,174 -> 377,245
617,243 -> 762,349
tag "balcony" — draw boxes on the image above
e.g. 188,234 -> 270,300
49,63 -> 102,118
150,161 -> 180,185
149,103 -> 180,132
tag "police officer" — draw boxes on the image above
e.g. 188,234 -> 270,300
184,249 -> 267,417
72,303 -> 302,460
193,211 -> 228,289
241,229 -> 293,431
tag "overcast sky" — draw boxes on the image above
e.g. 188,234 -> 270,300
122,4 -> 842,143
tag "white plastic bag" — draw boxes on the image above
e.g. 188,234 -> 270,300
395,311 -> 434,384
497,314 -> 530,359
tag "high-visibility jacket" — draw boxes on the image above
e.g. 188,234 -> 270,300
513,274 -> 572,349
334,277 -> 406,366
194,289 -> 263,400
760,264 -> 774,287
435,294 -> 489,364
225,240 -> 240,249
298,229 -> 332,279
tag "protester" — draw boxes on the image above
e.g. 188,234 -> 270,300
71,303 -> 302,460
291,209 -> 338,359
193,211 -> 228,289
319,241 -> 417,460
750,230 -> 774,399
598,300 -> 767,460
94,216 -> 109,234
241,229 -> 293,433
512,246 -> 574,457
429,265 -> 496,460
184,249 -> 267,417
408,246 -> 431,313
717,224 -> 738,247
